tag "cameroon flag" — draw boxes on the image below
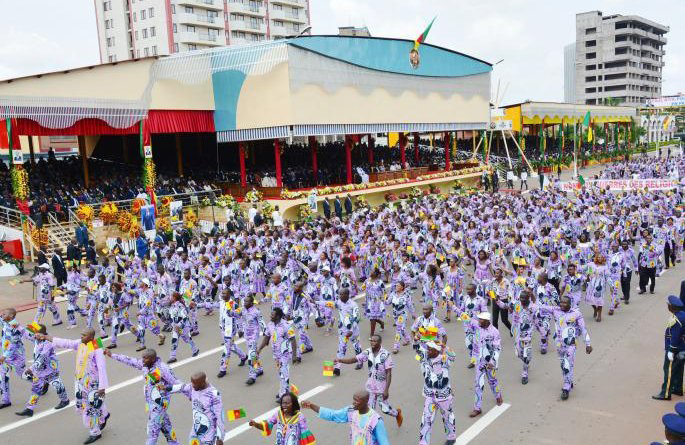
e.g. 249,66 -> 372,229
88,338 -> 104,351
26,321 -> 42,334
299,430 -> 316,445
227,408 -> 246,421
260,420 -> 273,437
147,368 -> 162,384
323,361 -> 334,377
414,17 -> 436,50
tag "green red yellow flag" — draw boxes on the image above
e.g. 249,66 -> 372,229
260,420 -> 273,436
289,384 -> 300,396
88,338 -> 104,351
299,430 -> 316,445
26,321 -> 41,334
227,408 -> 246,421
323,361 -> 334,377
147,368 -> 162,384
414,17 -> 436,50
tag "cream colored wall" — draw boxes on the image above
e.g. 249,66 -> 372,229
235,61 -> 292,129
0,59 -> 156,101
148,78 -> 215,110
289,85 -> 489,125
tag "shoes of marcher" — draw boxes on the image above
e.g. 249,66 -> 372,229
444,441 -> 456,445
217,371 -> 226,378
256,369 -> 264,377
106,344 -> 117,350
521,376 -> 528,385
652,393 -> 671,401
55,400 -> 70,410
302,347 -> 314,354
52,321 -> 63,327
0,403 -> 11,409
396,408 -> 403,427
333,368 -> 341,376
136,345 -> 146,352
354,363 -> 363,370
167,358 -> 177,364
638,290 -> 646,295
246,378 -> 256,386
238,357 -> 247,367
561,390 -> 569,400
673,391 -> 684,396
15,409 -> 33,417
83,434 -> 102,444
101,413 -> 110,430
192,349 -> 200,357
158,335 -> 166,346
468,409 -> 481,418
467,363 -> 475,369
39,383 -> 49,396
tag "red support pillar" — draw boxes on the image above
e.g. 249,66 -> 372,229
368,135 -> 375,166
400,133 -> 406,168
274,138 -> 283,187
309,136 -> 318,185
444,131 -> 451,171
345,135 -> 353,184
413,132 -> 419,165
238,142 -> 247,188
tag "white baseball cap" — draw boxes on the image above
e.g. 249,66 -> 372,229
141,278 -> 150,286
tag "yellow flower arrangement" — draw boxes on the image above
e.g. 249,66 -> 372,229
76,204 -> 95,225
185,209 -> 198,229
99,202 -> 119,224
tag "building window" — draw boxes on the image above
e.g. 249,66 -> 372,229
152,45 -> 157,55
103,1 -> 108,11
232,31 -> 246,39
273,20 -> 283,27
585,27 -> 596,34
133,12 -> 137,22
171,4 -> 175,14
142,28 -> 148,38
188,44 -> 197,50
148,7 -> 154,18
185,6 -> 193,13
585,52 -> 596,60
108,55 -> 113,62
144,47 -> 149,57
135,30 -> 139,40
174,43 -> 179,52
141,9 -> 146,19
293,23 -> 300,32
186,25 -> 195,32
173,23 -> 177,33
273,3 -> 282,10
150,26 -> 156,37
105,20 -> 110,29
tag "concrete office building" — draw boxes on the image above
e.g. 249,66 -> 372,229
338,26 -> 371,37
564,43 -> 576,103
571,10 -> 668,107
95,0 -> 311,62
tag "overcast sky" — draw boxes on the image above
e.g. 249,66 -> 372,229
0,0 -> 681,104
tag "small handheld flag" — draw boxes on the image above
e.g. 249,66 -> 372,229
147,368 -> 162,384
227,408 -> 246,421
323,361 -> 334,377
289,384 -> 299,396
26,321 -> 42,334
299,430 -> 316,445
260,420 -> 273,436
88,338 -> 104,351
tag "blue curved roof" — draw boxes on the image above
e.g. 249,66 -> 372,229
288,35 -> 492,78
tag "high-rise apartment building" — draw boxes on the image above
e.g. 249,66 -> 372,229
95,0 -> 311,62
563,43 -> 576,103
570,11 -> 668,107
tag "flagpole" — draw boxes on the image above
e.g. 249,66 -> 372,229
573,121 -> 578,178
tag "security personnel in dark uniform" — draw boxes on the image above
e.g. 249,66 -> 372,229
653,295 -> 685,400
650,412 -> 685,444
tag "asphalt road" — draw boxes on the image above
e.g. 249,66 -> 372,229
0,152 -> 681,445
0,262 -> 680,445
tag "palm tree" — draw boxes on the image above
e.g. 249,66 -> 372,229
603,97 -> 621,106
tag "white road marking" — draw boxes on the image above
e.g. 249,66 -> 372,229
454,403 -> 511,445
223,384 -> 333,440
3,292 -> 367,434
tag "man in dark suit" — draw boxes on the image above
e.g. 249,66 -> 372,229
344,194 -> 353,216
85,240 -> 97,265
334,196 -> 343,219
66,238 -> 81,267
175,229 -> 188,252
75,222 -> 89,250
323,198 -> 331,219
51,248 -> 67,286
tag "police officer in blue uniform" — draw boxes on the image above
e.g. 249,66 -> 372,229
650,412 -> 685,444
654,296 -> 685,400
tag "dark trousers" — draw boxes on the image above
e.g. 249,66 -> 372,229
507,180 -> 514,188
639,267 -> 656,292
520,180 -> 528,190
620,271 -> 632,301
665,243 -> 676,269
492,303 -> 512,332
549,277 -> 560,294
660,353 -> 684,397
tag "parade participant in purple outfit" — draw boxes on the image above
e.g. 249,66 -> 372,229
455,284 -> 487,367
15,324 -> 70,417
415,341 -> 457,445
108,282 -> 136,349
364,268 -> 386,337
28,264 -> 63,326
387,281 -> 412,353
198,289 -> 247,378
104,348 -> 180,445
537,295 -> 593,400
249,391 -> 314,445
256,307 -> 298,400
135,279 -> 166,351
560,263 -> 585,309
169,372 -> 224,445
534,272 -> 559,352
313,288 -> 362,375
302,390 -> 391,445
37,328 -> 110,444
585,254 -> 608,322
469,312 -> 503,418
243,295 -> 266,386
0,308 -> 26,409
65,264 -> 87,328
606,242 -> 625,315
285,282 -> 314,360
496,289 -> 537,384
411,304 -> 447,353
167,292 -> 200,363
335,335 -> 403,427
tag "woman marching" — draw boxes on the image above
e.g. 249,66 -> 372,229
249,391 -> 316,445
